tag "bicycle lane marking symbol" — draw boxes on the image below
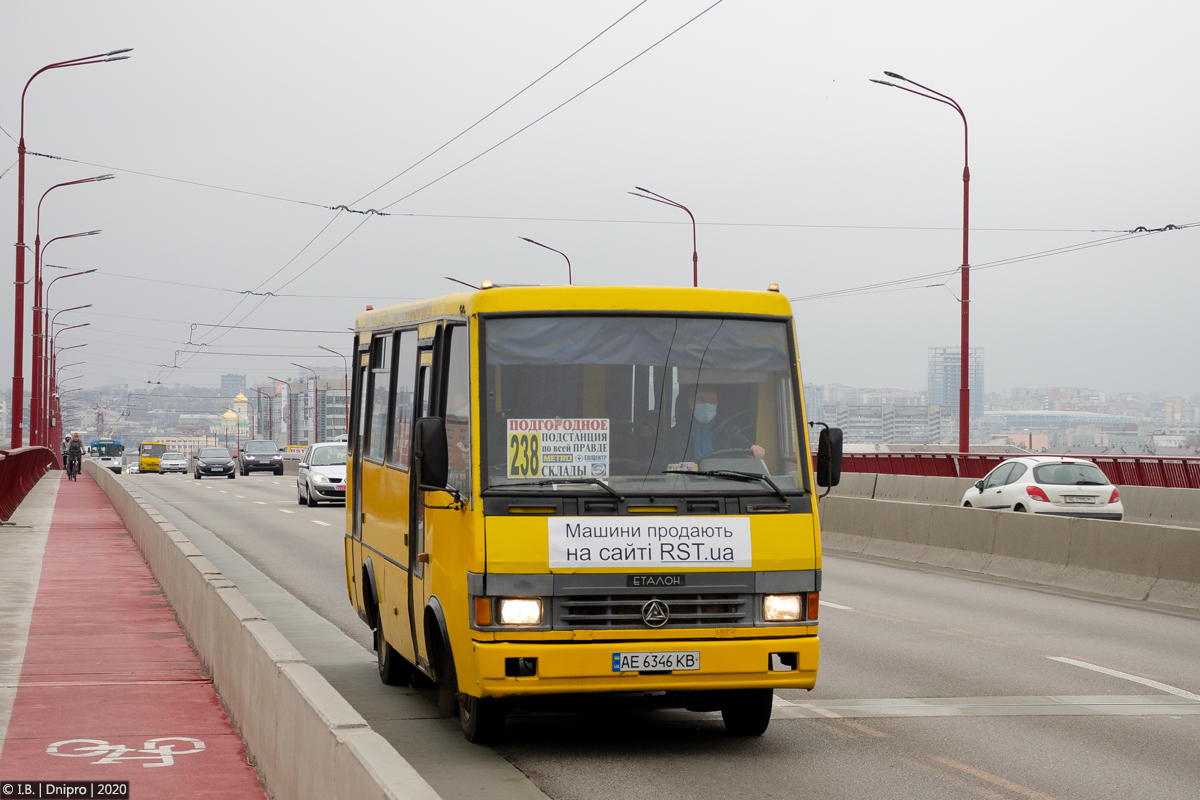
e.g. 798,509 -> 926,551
46,737 -> 206,768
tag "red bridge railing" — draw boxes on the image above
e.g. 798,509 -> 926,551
0,446 -> 58,521
813,451 -> 1200,489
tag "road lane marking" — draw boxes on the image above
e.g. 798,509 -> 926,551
772,694 -> 794,706
219,490 -> 227,494
312,520 -> 331,527
769,694 -> 1200,720
899,757 -> 1006,800
819,601 -> 852,610
235,495 -> 245,498
931,757 -> 1058,800
255,502 -> 267,505
279,509 -> 294,514
797,702 -> 842,718
1048,656 -> 1200,700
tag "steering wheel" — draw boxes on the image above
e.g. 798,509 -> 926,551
698,448 -> 755,463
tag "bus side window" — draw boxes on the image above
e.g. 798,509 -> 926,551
364,334 -> 392,463
389,331 -> 418,469
443,325 -> 471,499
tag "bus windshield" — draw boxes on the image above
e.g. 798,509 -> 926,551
91,440 -> 123,457
483,315 -> 806,494
141,443 -> 167,458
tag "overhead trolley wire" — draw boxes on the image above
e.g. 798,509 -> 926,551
350,0 -> 651,207
376,0 -> 729,214
790,223 -> 1197,302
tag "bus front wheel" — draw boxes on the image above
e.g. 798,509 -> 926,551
720,688 -> 773,736
459,693 -> 505,744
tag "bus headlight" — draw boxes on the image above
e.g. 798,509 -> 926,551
497,598 -> 542,626
763,594 -> 802,622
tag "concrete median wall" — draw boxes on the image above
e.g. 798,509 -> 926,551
819,494 -> 1200,609
829,472 -> 1200,529
84,461 -> 440,800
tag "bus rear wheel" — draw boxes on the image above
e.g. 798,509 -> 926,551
459,693 -> 505,744
720,688 -> 773,736
375,625 -> 412,686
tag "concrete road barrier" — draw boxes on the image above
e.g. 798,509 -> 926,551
830,472 -> 1200,529
84,461 -> 440,800
819,493 -> 1200,610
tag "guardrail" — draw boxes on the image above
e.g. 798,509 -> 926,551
0,446 -> 58,521
812,451 -> 1200,489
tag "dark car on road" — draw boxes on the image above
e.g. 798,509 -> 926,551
195,447 -> 236,479
239,440 -> 284,475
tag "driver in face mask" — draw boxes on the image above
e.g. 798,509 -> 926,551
688,386 -> 766,461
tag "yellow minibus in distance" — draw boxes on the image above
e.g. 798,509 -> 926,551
345,285 -> 842,743
139,441 -> 168,473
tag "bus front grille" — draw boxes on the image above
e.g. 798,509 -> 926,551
557,593 -> 750,628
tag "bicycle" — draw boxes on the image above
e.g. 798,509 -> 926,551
66,454 -> 80,482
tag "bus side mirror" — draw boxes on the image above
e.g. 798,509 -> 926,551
414,416 -> 448,490
816,427 -> 843,489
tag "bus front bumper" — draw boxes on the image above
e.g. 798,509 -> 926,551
470,635 -> 818,697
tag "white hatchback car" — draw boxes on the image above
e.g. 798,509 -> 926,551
961,457 -> 1123,521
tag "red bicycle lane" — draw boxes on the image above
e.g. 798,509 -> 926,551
0,473 -> 266,798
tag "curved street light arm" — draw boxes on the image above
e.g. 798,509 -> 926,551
629,187 -> 698,287
518,237 -> 573,285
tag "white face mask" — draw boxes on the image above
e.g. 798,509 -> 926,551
693,403 -> 717,425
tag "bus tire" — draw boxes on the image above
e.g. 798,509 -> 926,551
459,693 -> 505,744
720,688 -> 773,736
435,638 -> 460,718
375,625 -> 412,686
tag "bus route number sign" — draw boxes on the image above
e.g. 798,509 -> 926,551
507,419 -> 610,479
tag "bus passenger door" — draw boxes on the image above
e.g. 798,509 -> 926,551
409,348 -> 435,668
349,347 -> 368,612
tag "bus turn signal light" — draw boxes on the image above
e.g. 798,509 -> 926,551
807,592 -> 819,621
474,597 -> 493,626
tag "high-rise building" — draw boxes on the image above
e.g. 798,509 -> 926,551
803,383 -> 825,424
927,347 -> 983,434
220,374 -> 246,399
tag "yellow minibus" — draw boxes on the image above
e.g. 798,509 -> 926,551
139,441 -> 168,473
345,285 -> 842,742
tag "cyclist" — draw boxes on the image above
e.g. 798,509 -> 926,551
66,433 -> 84,480
61,436 -> 72,471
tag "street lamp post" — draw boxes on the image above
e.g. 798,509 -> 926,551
628,187 -> 698,287
42,268 -> 96,441
250,387 -> 274,441
11,49 -> 131,447
48,315 -> 89,451
268,376 -> 293,447
292,363 -> 319,444
33,177 -> 110,444
518,237 -> 572,285
317,346 -> 348,438
871,71 -> 972,452
33,232 -> 99,445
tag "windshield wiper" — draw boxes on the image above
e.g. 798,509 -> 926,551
508,478 -> 624,501
663,469 -> 793,502
1074,480 -> 1106,485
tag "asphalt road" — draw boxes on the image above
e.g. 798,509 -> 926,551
126,472 -> 1200,800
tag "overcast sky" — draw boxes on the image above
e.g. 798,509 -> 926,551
3,0 -> 1197,406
